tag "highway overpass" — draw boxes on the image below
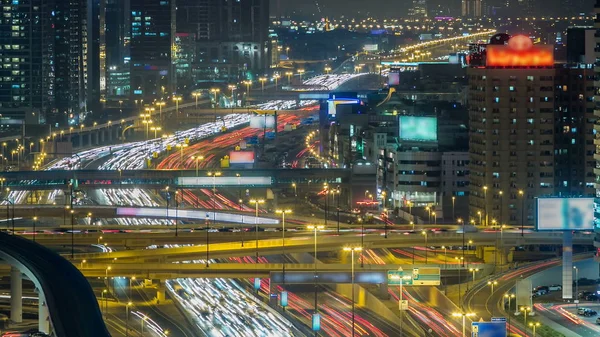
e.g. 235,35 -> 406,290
72,231 -> 592,263
1,168 -> 354,190
0,232 -> 109,337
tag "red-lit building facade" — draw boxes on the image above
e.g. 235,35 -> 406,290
468,35 -> 595,228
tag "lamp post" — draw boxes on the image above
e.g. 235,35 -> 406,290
228,84 -> 236,109
442,246 -> 447,269
207,172 -> 221,266
477,211 -> 482,226
452,196 -> 456,221
504,293 -> 515,332
483,185 -> 488,227
488,280 -> 498,314
210,88 -> 220,123
174,190 -> 179,237
455,256 -> 463,306
101,289 -> 108,316
469,268 -> 479,285
343,246 -> 362,337
250,199 -> 265,260
259,77 -> 267,93
529,322 -> 540,337
323,183 -> 329,228
520,306 -> 531,326
519,189 -> 525,236
141,315 -> 148,336
335,187 -> 341,235
191,155 -> 204,176
291,182 -> 297,212
32,216 -> 37,242
172,96 -> 182,124
422,230 -> 428,264
359,217 -> 365,267
298,69 -> 305,82
285,71 -> 293,84
391,273 -> 411,334
276,209 -> 292,287
452,312 -> 476,337
70,209 -> 75,258
126,302 -> 132,337
129,276 -> 136,299
574,266 -> 579,308
308,224 -> 325,337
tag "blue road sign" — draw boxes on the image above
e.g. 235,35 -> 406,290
472,321 -> 507,337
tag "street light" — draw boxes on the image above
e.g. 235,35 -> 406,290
574,266 -> 579,308
297,69 -> 305,82
505,293 -> 515,330
324,66 -> 331,74
391,273 -> 412,334
519,189 -> 525,236
520,306 -> 531,326
32,216 -> 37,242
441,246 -> 447,269
421,230 -> 428,264
343,246 -> 362,337
452,196 -> 456,221
458,218 -> 465,266
276,209 -> 292,287
206,171 -> 222,266
101,289 -> 108,316
452,312 -> 476,337
249,199 -> 265,259
308,224 -> 325,336
126,301 -> 133,337
191,155 -> 204,176
259,77 -> 267,93
469,268 -> 479,285
483,185 -> 488,227
529,322 -> 541,337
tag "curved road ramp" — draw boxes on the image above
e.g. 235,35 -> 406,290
0,232 -> 111,337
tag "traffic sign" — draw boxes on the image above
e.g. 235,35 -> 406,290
471,321 -> 506,337
491,317 -> 506,322
399,300 -> 409,310
387,268 -> 441,286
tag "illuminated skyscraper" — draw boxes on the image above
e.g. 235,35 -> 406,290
177,0 -> 270,82
130,0 -> 176,99
462,0 -> 482,17
408,0 -> 427,18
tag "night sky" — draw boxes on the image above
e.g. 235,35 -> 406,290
273,0 -> 413,18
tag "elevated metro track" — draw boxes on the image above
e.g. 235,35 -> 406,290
73,231 -> 591,263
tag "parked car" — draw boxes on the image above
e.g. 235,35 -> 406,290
595,317 -> 600,324
548,284 -> 562,291
585,294 -> 599,301
578,291 -> 595,299
534,286 -> 549,293
577,308 -> 597,316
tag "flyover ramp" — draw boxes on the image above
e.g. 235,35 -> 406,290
74,231 -> 592,263
0,232 -> 109,337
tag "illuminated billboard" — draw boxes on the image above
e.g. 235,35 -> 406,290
399,116 -> 437,142
250,115 -> 276,129
229,151 -> 255,164
487,35 -> 554,67
327,98 -> 360,117
536,198 -> 594,231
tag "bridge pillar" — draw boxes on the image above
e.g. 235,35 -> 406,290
100,129 -> 105,143
37,289 -> 50,334
378,282 -> 389,299
87,132 -> 92,147
107,128 -> 113,142
10,266 -> 22,323
156,280 -> 166,303
79,133 -> 83,148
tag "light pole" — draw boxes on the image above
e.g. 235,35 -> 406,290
421,230 -> 428,264
101,289 -> 108,316
519,189 -> 525,236
483,185 -> 488,226
32,216 -> 37,242
126,301 -> 132,337
285,71 -> 293,84
141,315 -> 147,336
529,322 -> 540,337
343,246 -> 362,337
250,199 -> 265,260
520,306 -> 531,326
172,96 -> 182,124
455,256 -> 463,306
452,312 -> 476,337
358,217 -> 365,267
276,209 -> 292,287
207,171 -> 221,266
191,155 -> 204,176
210,88 -> 220,123
452,196 -> 456,221
228,84 -> 236,109
292,182 -> 297,212
477,211 -> 482,226
174,190 -> 179,237
442,246 -> 447,269
574,266 -> 579,308
298,69 -> 305,82
129,276 -> 136,299
488,280 -> 498,314
391,273 -> 411,335
505,293 -> 515,332
469,268 -> 479,285
70,209 -> 75,258
308,224 -> 325,336
259,77 -> 267,93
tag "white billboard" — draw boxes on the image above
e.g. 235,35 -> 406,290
250,115 -> 276,129
536,198 -> 594,231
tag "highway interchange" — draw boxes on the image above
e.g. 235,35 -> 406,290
1,69 -> 595,337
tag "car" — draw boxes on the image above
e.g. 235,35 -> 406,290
548,284 -> 562,291
585,294 -> 599,301
578,308 -> 597,316
596,317 -> 600,325
578,291 -> 595,299
534,286 -> 549,293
